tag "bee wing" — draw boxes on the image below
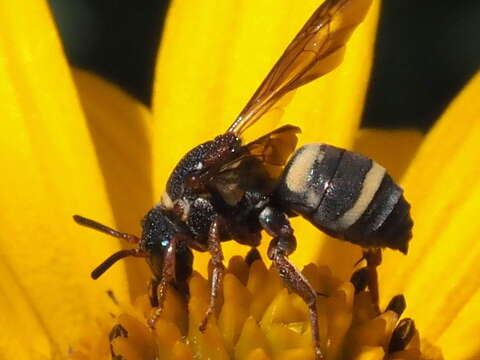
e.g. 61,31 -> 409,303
243,124 -> 301,176
227,0 -> 372,135
209,125 -> 300,205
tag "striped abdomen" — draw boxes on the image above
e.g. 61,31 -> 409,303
276,143 -> 413,253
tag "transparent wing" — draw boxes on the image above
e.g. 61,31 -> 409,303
243,124 -> 300,176
227,0 -> 372,135
210,125 -> 300,205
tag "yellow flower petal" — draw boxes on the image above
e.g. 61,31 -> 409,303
437,290 -> 480,360
380,72 -> 480,359
353,129 -> 424,181
72,68 -> 154,299
153,0 -> 380,277
0,1 -> 129,356
282,0 -> 380,148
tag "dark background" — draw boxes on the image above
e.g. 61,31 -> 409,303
49,0 -> 479,131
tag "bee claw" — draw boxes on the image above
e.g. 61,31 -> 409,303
198,311 -> 212,332
147,308 -> 163,330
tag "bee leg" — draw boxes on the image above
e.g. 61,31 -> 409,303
199,215 -> 226,332
245,247 -> 261,265
149,278 -> 160,307
388,318 -> 416,353
260,207 -> 324,360
363,248 -> 382,314
172,279 -> 190,300
268,239 -> 324,360
147,236 -> 177,329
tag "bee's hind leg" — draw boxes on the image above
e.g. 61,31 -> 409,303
259,206 -> 325,360
363,248 -> 382,314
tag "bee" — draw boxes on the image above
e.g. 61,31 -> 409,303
74,0 -> 412,358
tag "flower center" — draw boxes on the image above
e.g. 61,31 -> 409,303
68,256 -> 442,360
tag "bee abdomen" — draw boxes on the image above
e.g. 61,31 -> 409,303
342,172 -> 412,253
276,143 -> 412,253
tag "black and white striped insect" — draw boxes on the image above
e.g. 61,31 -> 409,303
276,143 -> 412,254
73,0 -> 412,359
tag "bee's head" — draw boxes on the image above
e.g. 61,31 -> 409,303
140,207 -> 178,279
141,207 -> 193,282
72,209 -> 192,282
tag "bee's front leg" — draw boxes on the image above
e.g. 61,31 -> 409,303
147,236 -> 177,329
148,278 -> 160,307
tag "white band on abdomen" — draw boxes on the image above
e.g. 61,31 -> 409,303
333,162 -> 385,230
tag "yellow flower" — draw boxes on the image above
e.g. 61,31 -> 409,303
0,0 -> 478,359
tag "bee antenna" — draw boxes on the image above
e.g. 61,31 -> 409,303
73,215 -> 139,244
91,248 -> 146,279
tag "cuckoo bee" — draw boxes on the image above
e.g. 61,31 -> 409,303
74,0 -> 412,358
